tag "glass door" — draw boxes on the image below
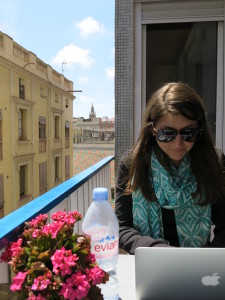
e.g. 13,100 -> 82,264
146,22 -> 218,141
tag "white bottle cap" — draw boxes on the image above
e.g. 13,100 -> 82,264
93,187 -> 108,201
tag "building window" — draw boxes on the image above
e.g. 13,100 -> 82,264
55,115 -> 60,139
55,93 -> 59,103
20,165 -> 27,198
19,109 -> 27,140
39,117 -> 46,153
65,121 -> 70,148
65,155 -> 70,180
55,156 -> 60,182
0,110 -> 2,160
40,87 -> 47,98
39,162 -> 47,195
19,78 -> 25,99
0,173 -> 4,218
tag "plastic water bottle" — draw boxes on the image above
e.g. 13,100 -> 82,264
82,187 -> 119,272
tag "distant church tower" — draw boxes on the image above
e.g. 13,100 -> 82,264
89,102 -> 96,120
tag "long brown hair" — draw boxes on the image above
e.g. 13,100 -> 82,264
127,82 -> 225,205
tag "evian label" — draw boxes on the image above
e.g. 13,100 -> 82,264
84,226 -> 119,259
92,235 -> 118,259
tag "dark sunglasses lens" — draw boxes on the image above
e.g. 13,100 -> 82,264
181,128 -> 201,141
157,129 -> 176,142
156,128 -> 201,142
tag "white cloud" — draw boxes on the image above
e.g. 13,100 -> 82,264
106,67 -> 114,79
78,76 -> 89,85
51,44 -> 95,68
75,17 -> 104,37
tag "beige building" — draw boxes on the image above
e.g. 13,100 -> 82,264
0,31 -> 75,218
73,103 -> 115,143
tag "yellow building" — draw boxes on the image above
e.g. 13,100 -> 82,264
0,31 -> 75,217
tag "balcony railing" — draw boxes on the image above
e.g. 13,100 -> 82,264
0,155 -> 114,284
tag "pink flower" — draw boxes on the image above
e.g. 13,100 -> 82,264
31,229 -> 42,238
31,274 -> 51,290
42,221 -> 64,238
86,266 -> 105,285
10,238 -> 23,257
29,214 -> 48,228
10,271 -> 28,291
86,252 -> 96,264
59,271 -> 90,300
51,210 -> 82,225
51,247 -> 79,276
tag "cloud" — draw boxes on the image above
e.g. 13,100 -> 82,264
106,67 -> 114,79
75,17 -> 104,37
51,44 -> 95,68
78,76 -> 89,85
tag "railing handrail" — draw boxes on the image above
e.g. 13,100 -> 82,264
0,156 -> 114,250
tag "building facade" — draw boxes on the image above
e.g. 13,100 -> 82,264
73,103 -> 115,143
115,0 -> 225,172
0,31 -> 75,217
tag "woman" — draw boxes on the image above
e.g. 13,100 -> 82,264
115,82 -> 225,254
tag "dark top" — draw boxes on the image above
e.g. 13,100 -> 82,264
115,152 -> 225,254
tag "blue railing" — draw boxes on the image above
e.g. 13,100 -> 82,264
0,156 -> 114,251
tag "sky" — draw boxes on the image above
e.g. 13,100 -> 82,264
0,0 -> 115,119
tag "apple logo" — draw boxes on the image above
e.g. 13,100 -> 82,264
201,273 -> 221,286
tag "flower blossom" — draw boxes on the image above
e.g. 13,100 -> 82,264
10,238 -> 23,257
51,210 -> 82,225
85,252 -> 96,264
59,271 -> 90,300
31,272 -> 52,291
10,271 -> 28,291
29,214 -> 48,228
42,221 -> 64,238
86,266 -> 105,285
51,247 -> 79,276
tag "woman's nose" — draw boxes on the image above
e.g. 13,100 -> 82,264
172,133 -> 184,146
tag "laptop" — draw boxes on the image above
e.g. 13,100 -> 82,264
135,247 -> 225,300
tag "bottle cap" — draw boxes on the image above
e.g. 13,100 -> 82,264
93,187 -> 108,201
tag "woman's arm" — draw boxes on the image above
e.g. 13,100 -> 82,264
115,152 -> 169,254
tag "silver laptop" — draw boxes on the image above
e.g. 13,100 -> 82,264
135,247 -> 225,300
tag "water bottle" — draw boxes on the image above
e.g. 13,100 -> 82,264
82,187 -> 119,272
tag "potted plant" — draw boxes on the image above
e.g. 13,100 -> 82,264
0,210 -> 109,300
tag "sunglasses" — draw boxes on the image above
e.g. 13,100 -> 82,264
151,123 -> 202,143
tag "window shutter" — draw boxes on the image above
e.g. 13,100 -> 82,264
65,155 -> 70,179
39,162 -> 47,190
141,1 -> 224,24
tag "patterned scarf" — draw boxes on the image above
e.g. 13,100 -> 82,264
132,152 -> 211,247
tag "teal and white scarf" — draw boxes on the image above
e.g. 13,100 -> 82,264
132,152 -> 211,247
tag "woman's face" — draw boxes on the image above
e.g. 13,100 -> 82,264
154,113 -> 198,166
